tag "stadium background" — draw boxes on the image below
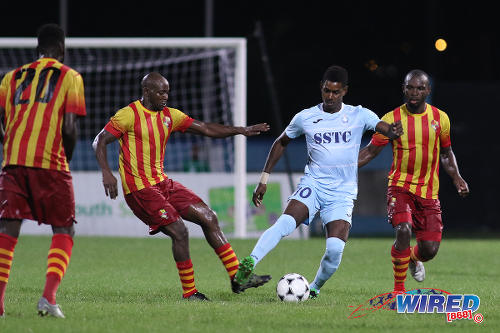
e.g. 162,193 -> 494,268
0,0 -> 498,235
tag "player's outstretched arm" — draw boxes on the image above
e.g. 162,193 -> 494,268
92,129 -> 119,199
440,146 -> 469,197
185,119 -> 270,138
253,132 -> 291,207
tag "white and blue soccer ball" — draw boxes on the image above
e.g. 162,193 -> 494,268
276,273 -> 310,302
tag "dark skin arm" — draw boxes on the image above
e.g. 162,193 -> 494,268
358,142 -> 385,168
358,120 -> 403,168
62,113 -> 78,162
91,120 -> 270,200
440,146 -> 469,197
252,131 -> 292,207
375,120 -> 403,140
184,119 -> 270,137
92,129 -> 119,199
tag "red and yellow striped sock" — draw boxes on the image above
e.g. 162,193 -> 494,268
0,233 -> 18,315
176,259 -> 197,298
42,234 -> 73,305
215,243 -> 239,280
391,245 -> 410,292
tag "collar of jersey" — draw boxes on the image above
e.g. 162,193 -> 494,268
402,103 -> 430,117
318,102 -> 344,114
137,101 -> 163,115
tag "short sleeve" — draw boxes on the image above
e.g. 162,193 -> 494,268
284,113 -> 303,139
104,107 -> 134,138
64,71 -> 86,116
371,112 -> 393,147
360,106 -> 381,131
439,111 -> 451,148
169,108 -> 194,132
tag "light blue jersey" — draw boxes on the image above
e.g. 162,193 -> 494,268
285,103 -> 380,224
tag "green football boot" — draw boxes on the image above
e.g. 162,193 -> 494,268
309,287 -> 320,299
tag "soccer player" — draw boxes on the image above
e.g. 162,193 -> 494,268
232,65 -> 403,298
358,69 -> 469,293
0,24 -> 86,318
92,72 -> 271,300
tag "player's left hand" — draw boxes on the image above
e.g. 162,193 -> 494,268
454,177 -> 470,197
242,123 -> 270,136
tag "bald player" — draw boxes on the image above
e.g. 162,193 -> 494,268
93,72 -> 271,301
359,69 -> 469,293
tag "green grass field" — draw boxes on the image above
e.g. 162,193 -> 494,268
0,235 -> 498,332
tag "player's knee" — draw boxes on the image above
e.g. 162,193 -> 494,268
419,244 -> 439,261
199,209 -> 222,235
168,221 -> 189,241
205,209 -> 219,226
275,214 -> 297,237
395,223 -> 412,238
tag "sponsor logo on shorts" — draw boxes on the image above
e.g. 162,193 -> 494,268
159,209 -> 168,219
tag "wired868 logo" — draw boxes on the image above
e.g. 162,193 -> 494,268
397,292 -> 482,323
349,288 -> 483,324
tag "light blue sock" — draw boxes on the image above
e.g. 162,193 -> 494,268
250,214 -> 297,266
310,237 -> 345,291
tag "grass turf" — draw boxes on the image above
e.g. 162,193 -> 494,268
0,235 -> 498,332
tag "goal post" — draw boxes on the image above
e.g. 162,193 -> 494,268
0,37 -> 248,238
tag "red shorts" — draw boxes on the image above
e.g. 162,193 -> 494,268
0,166 -> 76,227
387,186 -> 443,242
125,178 -> 202,235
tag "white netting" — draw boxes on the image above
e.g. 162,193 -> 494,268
0,39 -> 241,172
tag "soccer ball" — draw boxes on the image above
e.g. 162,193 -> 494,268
276,273 -> 310,302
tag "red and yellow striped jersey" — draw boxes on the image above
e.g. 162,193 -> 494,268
371,104 -> 451,199
104,100 -> 194,194
0,58 -> 86,171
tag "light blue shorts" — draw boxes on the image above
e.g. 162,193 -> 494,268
288,175 -> 354,226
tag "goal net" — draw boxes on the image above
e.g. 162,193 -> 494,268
0,38 -> 249,237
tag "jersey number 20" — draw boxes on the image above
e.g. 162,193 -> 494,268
13,67 -> 61,105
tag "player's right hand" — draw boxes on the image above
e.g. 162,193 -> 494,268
243,123 -> 270,136
102,171 -> 118,199
252,183 -> 267,207
454,177 -> 470,198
